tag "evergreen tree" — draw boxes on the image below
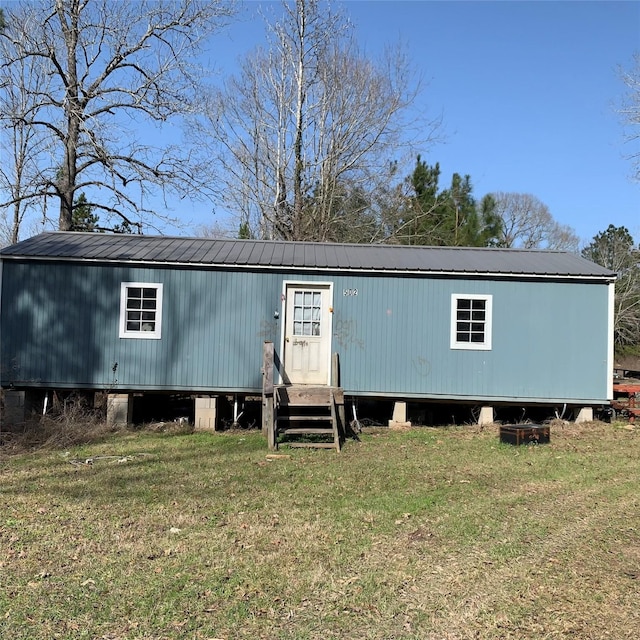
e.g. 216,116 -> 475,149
582,224 -> 637,272
238,221 -> 253,239
112,220 -> 134,234
393,157 -> 501,247
70,193 -> 100,232
583,224 -> 640,348
69,192 -> 135,233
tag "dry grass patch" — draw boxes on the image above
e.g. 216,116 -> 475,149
1,421 -> 639,639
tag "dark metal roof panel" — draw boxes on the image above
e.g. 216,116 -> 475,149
171,238 -> 199,262
0,231 -> 616,279
281,242 -> 294,266
155,237 -> 183,261
255,241 -> 274,265
238,241 -> 258,264
188,239 -> 213,263
198,241 -> 224,264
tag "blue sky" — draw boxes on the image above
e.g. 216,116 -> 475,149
185,0 -> 639,245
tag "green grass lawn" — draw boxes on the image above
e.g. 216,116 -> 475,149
1,421 -> 639,639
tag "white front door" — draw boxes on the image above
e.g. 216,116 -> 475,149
282,282 -> 332,385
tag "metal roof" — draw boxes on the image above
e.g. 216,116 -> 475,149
0,231 -> 616,280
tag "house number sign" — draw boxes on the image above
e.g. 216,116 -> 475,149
343,288 -> 358,297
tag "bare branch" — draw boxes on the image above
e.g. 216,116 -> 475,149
491,192 -> 580,252
619,52 -> 640,182
0,0 -> 235,238
192,0 -> 437,241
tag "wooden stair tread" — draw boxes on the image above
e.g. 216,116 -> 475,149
281,428 -> 335,435
276,415 -> 332,421
287,442 -> 338,449
278,401 -> 332,407
276,386 -> 344,406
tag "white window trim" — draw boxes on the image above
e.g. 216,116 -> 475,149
119,282 -> 163,340
450,293 -> 492,351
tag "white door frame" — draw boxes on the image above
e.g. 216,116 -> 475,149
279,280 -> 334,385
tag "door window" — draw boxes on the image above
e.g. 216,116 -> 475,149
292,290 -> 322,336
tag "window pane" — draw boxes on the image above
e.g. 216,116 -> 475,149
471,323 -> 484,333
471,333 -> 484,343
312,308 -> 320,321
303,308 -> 311,321
303,322 -> 312,336
313,292 -> 321,306
304,292 -> 312,305
142,322 -> 155,331
471,309 -> 485,321
142,288 -> 157,298
294,321 -> 302,335
473,299 -> 486,311
128,287 -> 142,298
312,322 -> 320,336
458,310 -> 471,321
127,311 -> 141,321
128,299 -> 142,310
294,307 -> 302,321
457,299 -> 471,310
142,299 -> 156,310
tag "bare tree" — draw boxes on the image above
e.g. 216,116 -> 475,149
620,52 -> 640,182
197,0 -> 436,241
0,0 -> 234,236
0,23 -> 52,245
491,192 -> 579,252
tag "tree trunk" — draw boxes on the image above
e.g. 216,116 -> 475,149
57,0 -> 81,231
292,0 -> 306,241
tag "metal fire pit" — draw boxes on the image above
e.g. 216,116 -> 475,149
499,424 -> 550,445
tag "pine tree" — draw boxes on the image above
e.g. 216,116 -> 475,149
70,193 -> 100,232
583,225 -> 640,348
394,157 -> 501,247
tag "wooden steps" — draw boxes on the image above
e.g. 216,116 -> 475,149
272,385 -> 343,451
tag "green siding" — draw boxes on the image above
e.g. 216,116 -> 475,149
1,259 -> 610,403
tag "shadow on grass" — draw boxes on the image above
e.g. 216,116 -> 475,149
0,428 -> 274,506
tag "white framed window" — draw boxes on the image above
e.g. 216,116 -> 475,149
119,282 -> 163,339
450,294 -> 492,350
